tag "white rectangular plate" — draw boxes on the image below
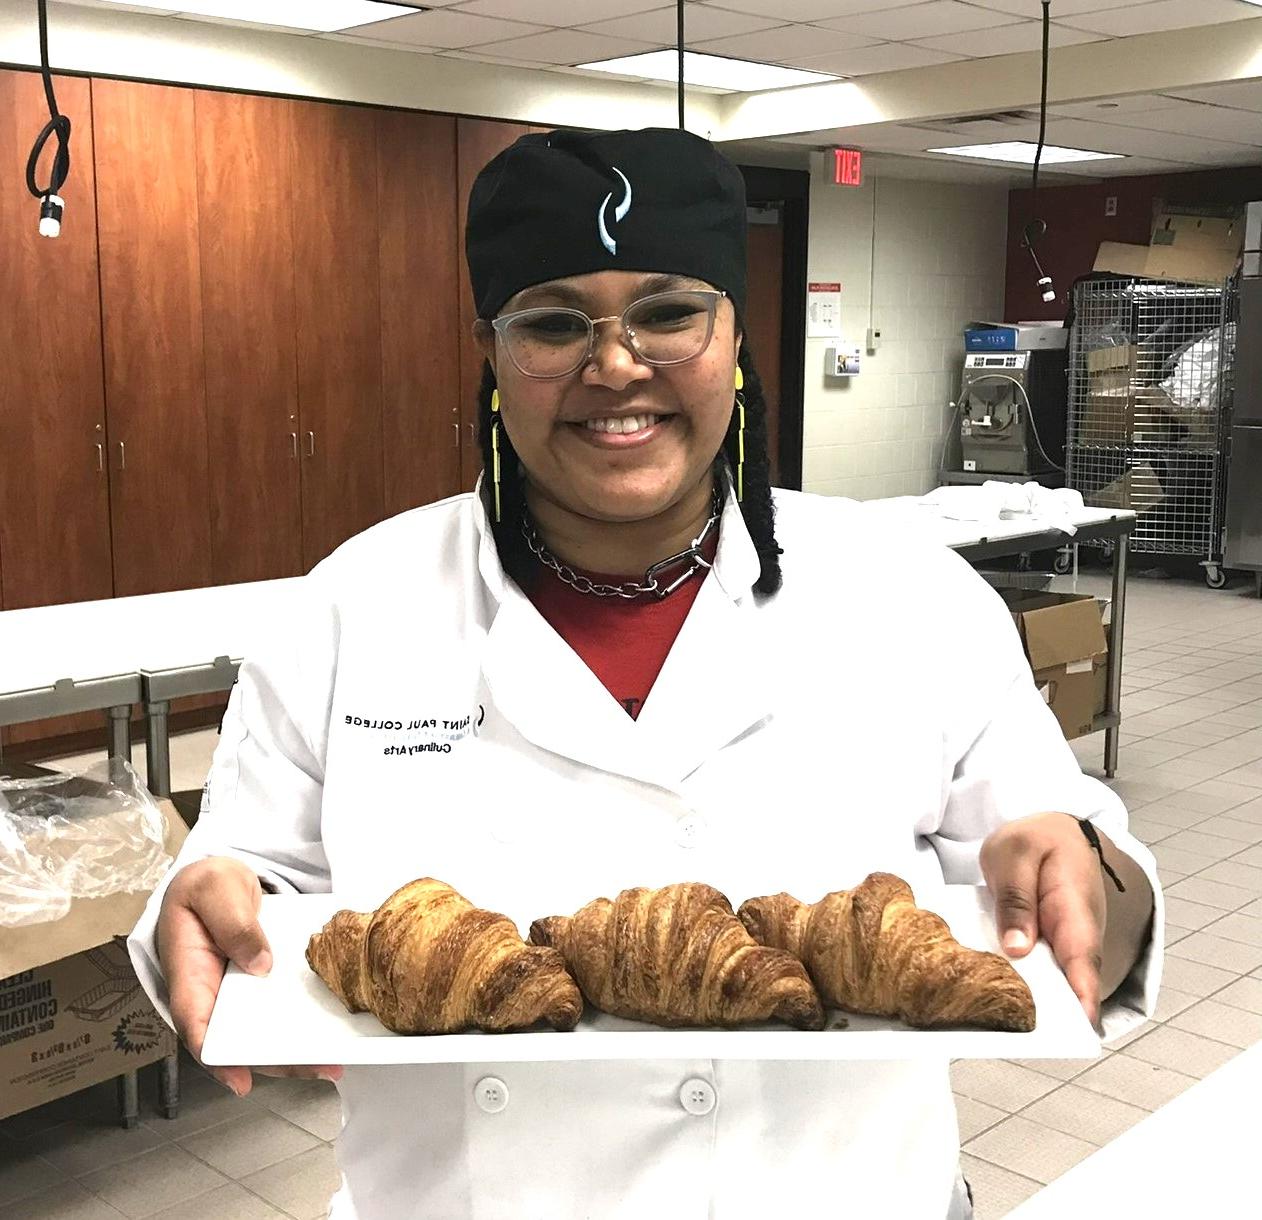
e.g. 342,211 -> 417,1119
202,888 -> 1100,1065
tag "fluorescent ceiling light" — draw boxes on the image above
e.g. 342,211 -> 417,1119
926,141 -> 1124,165
577,50 -> 837,94
97,1 -> 426,33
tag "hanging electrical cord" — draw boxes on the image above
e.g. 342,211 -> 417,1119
25,0 -> 71,238
1020,0 -> 1054,303
676,0 -> 685,129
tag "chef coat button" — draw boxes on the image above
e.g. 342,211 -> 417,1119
474,1076 -> 509,1114
674,813 -> 707,849
678,1078 -> 716,1116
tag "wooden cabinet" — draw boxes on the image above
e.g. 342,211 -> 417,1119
194,89 -> 304,585
290,99 -> 385,569
0,71 -> 112,611
377,110 -> 462,515
93,78 -> 213,597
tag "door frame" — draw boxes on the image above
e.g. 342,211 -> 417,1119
738,164 -> 809,492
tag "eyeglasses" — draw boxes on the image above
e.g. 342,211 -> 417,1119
490,289 -> 726,380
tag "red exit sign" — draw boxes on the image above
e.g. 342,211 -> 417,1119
832,147 -> 863,187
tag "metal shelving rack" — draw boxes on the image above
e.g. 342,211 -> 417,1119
1066,276 -> 1237,586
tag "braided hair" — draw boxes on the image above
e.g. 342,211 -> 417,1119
476,329 -> 783,597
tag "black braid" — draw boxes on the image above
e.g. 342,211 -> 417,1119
475,334 -> 783,596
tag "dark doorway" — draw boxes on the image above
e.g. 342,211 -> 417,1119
738,164 -> 809,491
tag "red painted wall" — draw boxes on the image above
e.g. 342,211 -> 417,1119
1004,165 -> 1262,322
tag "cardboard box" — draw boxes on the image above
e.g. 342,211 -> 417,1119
0,796 -> 186,1121
999,590 -> 1109,740
1080,345 -> 1183,446
1088,462 -> 1167,515
1093,212 -> 1242,285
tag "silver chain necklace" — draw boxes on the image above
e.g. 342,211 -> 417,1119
521,490 -> 722,600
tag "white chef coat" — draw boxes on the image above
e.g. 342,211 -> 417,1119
128,481 -> 1164,1220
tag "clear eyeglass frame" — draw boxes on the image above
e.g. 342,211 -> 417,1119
488,288 -> 727,380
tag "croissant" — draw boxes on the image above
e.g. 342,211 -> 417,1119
529,882 -> 825,1030
738,872 -> 1035,1032
306,878 -> 582,1034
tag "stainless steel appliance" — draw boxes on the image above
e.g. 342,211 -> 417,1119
959,346 -> 1068,476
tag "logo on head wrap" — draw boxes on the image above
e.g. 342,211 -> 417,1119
597,167 -> 632,255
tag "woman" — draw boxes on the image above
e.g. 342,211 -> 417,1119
130,128 -> 1162,1220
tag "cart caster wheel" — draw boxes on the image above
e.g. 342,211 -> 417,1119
1205,565 -> 1228,590
1053,551 -> 1073,575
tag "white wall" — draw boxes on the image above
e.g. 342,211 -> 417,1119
801,154 -> 1009,500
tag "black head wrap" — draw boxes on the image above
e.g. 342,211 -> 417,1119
465,127 -> 747,319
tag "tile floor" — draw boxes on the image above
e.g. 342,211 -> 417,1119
3,568 -> 1261,1219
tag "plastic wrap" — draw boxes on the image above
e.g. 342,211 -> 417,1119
0,761 -> 172,928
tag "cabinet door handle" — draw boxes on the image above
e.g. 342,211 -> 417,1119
96,443 -> 103,471
118,441 -> 126,470
467,422 -> 476,442
290,432 -> 298,459
452,421 -> 460,448
306,431 -> 315,458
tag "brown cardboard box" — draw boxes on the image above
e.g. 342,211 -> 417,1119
1093,213 -> 1241,285
0,796 -> 186,1121
999,590 -> 1109,740
1089,462 -> 1166,515
1080,345 -> 1182,446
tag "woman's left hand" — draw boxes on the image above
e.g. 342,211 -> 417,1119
979,812 -> 1108,1025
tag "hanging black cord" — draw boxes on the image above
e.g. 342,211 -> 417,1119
1021,0 -> 1053,300
676,0 -> 685,129
25,0 -> 72,230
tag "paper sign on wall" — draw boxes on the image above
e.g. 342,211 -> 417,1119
807,281 -> 842,338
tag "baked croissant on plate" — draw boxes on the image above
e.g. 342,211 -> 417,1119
306,878 -> 582,1034
738,872 -> 1035,1033
529,882 -> 826,1030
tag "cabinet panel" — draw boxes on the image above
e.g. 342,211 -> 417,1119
377,110 -> 461,515
0,70 -> 112,610
93,78 -> 212,596
290,100 -> 384,569
194,89 -> 304,585
455,119 -> 539,492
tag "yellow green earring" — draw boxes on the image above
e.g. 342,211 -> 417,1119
490,389 -> 503,524
733,369 -> 746,502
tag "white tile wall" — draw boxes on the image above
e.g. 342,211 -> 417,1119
800,155 -> 1009,499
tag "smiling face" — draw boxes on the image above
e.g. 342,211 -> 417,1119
476,270 -> 741,526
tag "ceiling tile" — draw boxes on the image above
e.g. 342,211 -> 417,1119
472,27 -> 657,62
1043,115 -> 1261,164
580,4 -> 782,42
344,9 -> 547,46
816,1 -> 1025,40
1164,81 -> 1262,114
912,20 -> 1104,55
1104,102 -> 1262,145
1049,93 -> 1192,118
1060,0 -> 1259,37
59,0 -> 179,11
694,23 -> 882,57
453,0 -> 661,24
319,30 -> 441,50
784,41 -> 966,72
704,0 -> 903,21
961,0 -> 1151,15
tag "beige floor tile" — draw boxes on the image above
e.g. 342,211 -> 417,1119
1197,859 -> 1262,895
1217,764 -> 1262,790
7,1180 -> 127,1219
1165,875 -> 1258,911
959,1153 -> 1042,1220
32,1118 -> 168,1178
0,1141 -> 60,1206
1158,867 -> 1188,890
255,1080 -> 344,1142
1123,1024 -> 1241,1077
1072,1051 -> 1197,1110
1241,897 -> 1262,918
1152,985 -> 1200,1022
146,1182 -> 290,1220
953,1094 -> 1008,1142
1153,725 -> 1239,747
1235,843 -> 1262,868
1167,997 -> 1262,1049
141,1069 -> 260,1143
1164,895 -> 1232,932
1166,930 -> 1262,974
1191,814 -> 1262,843
177,1110 -> 320,1180
964,1113 -> 1096,1185
1199,910 -> 1262,947
1215,975 -> 1262,1015
1006,1054 -> 1103,1082
1019,1082 -> 1150,1146
240,1144 -> 340,1220
1127,815 -> 1180,844
949,1061 -> 1061,1112
1151,843 -> 1219,874
1105,1018 -> 1154,1050
79,1144 -> 226,1219
1159,829 -> 1247,862
1134,798 -> 1220,827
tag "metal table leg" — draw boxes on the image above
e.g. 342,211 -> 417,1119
117,1070 -> 140,1129
146,698 -> 172,799
106,704 -> 133,785
1104,532 -> 1130,779
159,1052 -> 180,1119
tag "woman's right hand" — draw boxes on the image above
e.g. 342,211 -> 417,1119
157,856 -> 342,1096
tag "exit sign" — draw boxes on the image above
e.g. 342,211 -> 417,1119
832,147 -> 863,187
